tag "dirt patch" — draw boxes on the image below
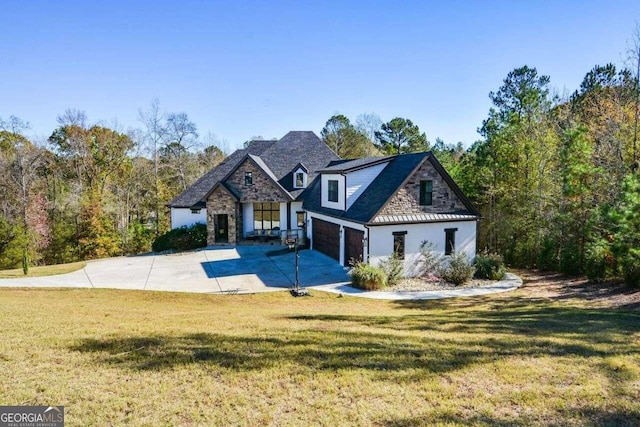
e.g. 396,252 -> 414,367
514,269 -> 640,309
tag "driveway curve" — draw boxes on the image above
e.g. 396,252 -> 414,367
0,246 -> 522,300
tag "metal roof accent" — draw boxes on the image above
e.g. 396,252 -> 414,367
371,213 -> 479,224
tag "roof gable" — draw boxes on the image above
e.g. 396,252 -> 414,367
303,152 -> 479,224
169,131 -> 338,207
221,155 -> 293,202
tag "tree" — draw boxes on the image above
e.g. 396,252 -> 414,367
626,23 -> 640,169
476,66 -> 559,266
139,99 -> 167,235
0,117 -> 48,273
355,113 -> 383,148
163,112 -> 200,191
374,117 -> 429,154
320,114 -> 373,158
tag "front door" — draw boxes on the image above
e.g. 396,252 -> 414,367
216,214 -> 228,243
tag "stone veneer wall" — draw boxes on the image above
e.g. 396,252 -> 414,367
225,159 -> 290,203
378,159 -> 467,216
206,187 -> 237,245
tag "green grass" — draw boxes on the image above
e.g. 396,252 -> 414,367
0,280 -> 638,426
0,261 -> 86,278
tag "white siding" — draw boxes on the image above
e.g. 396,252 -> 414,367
345,162 -> 388,209
368,220 -> 477,277
321,174 -> 346,210
171,207 -> 206,229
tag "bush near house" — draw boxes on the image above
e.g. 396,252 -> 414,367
350,262 -> 387,290
418,240 -> 442,277
475,251 -> 507,280
439,251 -> 475,286
152,223 -> 207,252
379,253 -> 404,286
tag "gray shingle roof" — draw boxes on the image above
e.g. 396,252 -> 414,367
319,156 -> 395,173
168,131 -> 338,207
302,152 -> 479,224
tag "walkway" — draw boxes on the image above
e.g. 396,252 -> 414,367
308,272 -> 523,300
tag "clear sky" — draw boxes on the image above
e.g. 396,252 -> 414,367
2,1 -> 640,151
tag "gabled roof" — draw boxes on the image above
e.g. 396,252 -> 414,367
168,131 -> 338,208
302,152 -> 479,224
208,153 -> 293,201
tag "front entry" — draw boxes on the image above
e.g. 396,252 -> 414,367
215,214 -> 228,243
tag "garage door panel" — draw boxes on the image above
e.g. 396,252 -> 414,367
344,227 -> 364,267
312,218 -> 340,261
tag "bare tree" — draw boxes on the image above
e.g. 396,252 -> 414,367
138,99 -> 167,234
627,23 -> 640,169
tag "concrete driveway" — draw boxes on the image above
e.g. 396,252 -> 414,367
0,246 -> 352,294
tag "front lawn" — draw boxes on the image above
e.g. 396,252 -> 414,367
0,272 -> 638,426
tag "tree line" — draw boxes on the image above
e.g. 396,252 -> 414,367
2,29 -> 640,285
0,103 -> 223,272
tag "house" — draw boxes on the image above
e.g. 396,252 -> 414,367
169,131 -> 479,276
168,131 -> 340,245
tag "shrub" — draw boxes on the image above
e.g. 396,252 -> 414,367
559,242 -> 582,276
350,262 -> 387,290
379,253 -> 404,286
621,249 -> 640,288
537,238 -> 559,271
439,251 -> 475,286
474,251 -> 506,280
584,240 -> 615,282
152,223 -> 207,252
418,240 -> 442,276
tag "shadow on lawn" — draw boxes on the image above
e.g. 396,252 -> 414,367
70,302 -> 639,378
382,407 -> 640,427
291,301 -> 639,344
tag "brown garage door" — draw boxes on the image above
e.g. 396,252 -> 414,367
312,218 -> 340,261
344,227 -> 364,267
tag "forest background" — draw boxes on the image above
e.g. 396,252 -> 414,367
2,28 -> 640,285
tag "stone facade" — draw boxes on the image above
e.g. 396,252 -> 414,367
225,158 -> 291,203
206,186 -> 238,245
377,159 -> 467,216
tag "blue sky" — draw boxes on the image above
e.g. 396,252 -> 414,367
2,1 -> 639,151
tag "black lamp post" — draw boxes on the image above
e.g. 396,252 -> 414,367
288,233 -> 309,297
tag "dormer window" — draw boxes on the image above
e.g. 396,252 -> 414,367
293,167 -> 307,189
328,180 -> 339,202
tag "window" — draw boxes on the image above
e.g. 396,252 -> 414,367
253,202 -> 280,230
190,208 -> 201,214
420,180 -> 433,206
245,172 -> 253,186
393,231 -> 407,260
296,211 -> 305,228
295,172 -> 305,188
328,180 -> 339,202
445,228 -> 457,255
